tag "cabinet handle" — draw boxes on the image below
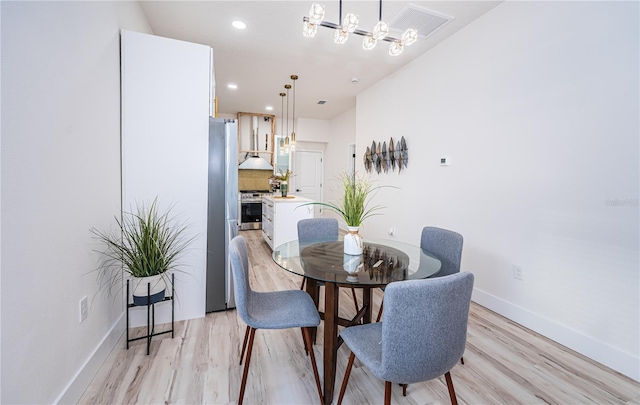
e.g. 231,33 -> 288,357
268,203 -> 273,207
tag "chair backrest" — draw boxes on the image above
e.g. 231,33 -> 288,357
421,226 -> 463,277
297,218 -> 339,245
229,235 -> 255,326
380,272 -> 474,384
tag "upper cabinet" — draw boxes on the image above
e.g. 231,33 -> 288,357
237,112 -> 275,167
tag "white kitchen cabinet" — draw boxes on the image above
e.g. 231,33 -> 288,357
262,195 -> 314,250
121,30 -> 212,325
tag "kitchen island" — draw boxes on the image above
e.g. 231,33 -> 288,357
261,195 -> 314,250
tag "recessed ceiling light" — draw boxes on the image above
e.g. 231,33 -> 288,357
265,106 -> 273,111
227,83 -> 238,89
232,21 -> 246,30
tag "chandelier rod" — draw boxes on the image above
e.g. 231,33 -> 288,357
302,16 -> 401,43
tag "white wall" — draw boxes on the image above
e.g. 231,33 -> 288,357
1,2 -> 153,403
356,1 -> 639,380
294,115 -> 357,223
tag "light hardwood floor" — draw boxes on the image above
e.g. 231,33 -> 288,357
79,230 -> 640,405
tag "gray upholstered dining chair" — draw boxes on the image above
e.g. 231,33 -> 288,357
229,235 -> 323,405
337,272 -> 475,405
298,218 -> 360,313
376,226 -> 463,322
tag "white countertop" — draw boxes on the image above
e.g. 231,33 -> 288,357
262,195 -> 314,203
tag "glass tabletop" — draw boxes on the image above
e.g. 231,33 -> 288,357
272,237 -> 442,286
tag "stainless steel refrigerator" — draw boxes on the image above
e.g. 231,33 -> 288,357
206,117 -> 239,312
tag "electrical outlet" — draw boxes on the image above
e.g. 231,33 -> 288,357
513,265 -> 524,281
79,296 -> 88,323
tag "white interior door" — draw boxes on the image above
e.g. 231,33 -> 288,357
294,150 -> 323,216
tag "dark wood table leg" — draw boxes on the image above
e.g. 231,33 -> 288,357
306,278 -> 319,343
362,287 -> 372,324
323,281 -> 339,405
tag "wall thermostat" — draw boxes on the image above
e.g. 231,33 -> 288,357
440,156 -> 451,166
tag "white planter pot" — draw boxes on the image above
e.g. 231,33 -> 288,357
344,226 -> 364,255
131,274 -> 167,305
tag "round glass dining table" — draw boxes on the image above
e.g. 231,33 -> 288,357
272,237 -> 441,405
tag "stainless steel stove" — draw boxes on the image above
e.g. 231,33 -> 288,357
239,190 -> 271,230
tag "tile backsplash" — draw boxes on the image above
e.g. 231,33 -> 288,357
238,169 -> 272,191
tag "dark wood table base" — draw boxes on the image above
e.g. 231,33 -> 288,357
306,279 -> 373,405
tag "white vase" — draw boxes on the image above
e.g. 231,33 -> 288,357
344,226 -> 364,255
343,254 -> 363,274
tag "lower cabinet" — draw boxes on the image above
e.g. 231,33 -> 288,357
262,195 -> 314,250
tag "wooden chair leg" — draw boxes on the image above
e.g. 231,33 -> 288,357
384,381 -> 392,405
301,329 -> 309,355
350,287 -> 359,312
460,356 -> 465,365
300,277 -> 306,290
402,383 -> 407,396
238,327 -> 256,405
337,352 -> 356,405
303,327 -> 323,404
444,371 -> 458,405
239,325 -> 250,365
376,301 -> 384,322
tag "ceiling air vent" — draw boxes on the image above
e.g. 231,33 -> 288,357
389,4 -> 454,39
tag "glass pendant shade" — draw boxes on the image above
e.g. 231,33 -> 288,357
309,3 -> 325,24
401,28 -> 418,46
279,138 -> 284,154
303,21 -> 318,38
372,21 -> 389,40
342,13 -> 358,33
362,35 -> 377,50
389,41 -> 404,56
334,29 -> 349,44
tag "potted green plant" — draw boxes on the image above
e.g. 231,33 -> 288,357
301,172 -> 392,255
272,169 -> 293,197
90,197 -> 194,305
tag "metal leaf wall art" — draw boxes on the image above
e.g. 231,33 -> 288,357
363,136 -> 408,174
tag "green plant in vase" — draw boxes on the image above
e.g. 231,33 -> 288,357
272,169 -> 293,197
301,172 -> 394,255
90,197 -> 194,305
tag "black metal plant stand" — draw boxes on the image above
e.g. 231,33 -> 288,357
126,273 -> 174,355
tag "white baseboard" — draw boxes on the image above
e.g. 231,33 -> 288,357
472,288 -> 639,382
54,313 -> 125,404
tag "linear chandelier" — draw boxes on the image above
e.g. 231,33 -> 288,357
303,0 -> 418,56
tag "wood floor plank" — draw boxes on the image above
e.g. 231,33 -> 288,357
78,230 -> 640,405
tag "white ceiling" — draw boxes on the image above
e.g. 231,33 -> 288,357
140,1 -> 501,121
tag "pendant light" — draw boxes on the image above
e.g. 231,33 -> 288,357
279,92 -> 286,155
284,83 -> 291,154
290,75 -> 298,151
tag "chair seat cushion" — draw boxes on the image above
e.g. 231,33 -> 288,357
340,323 -> 384,378
247,289 -> 320,329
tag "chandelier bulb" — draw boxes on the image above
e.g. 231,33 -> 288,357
309,3 -> 325,25
401,28 -> 418,46
342,13 -> 358,33
389,41 -> 404,56
303,21 -> 318,38
372,21 -> 389,40
334,29 -> 349,45
362,35 -> 377,50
